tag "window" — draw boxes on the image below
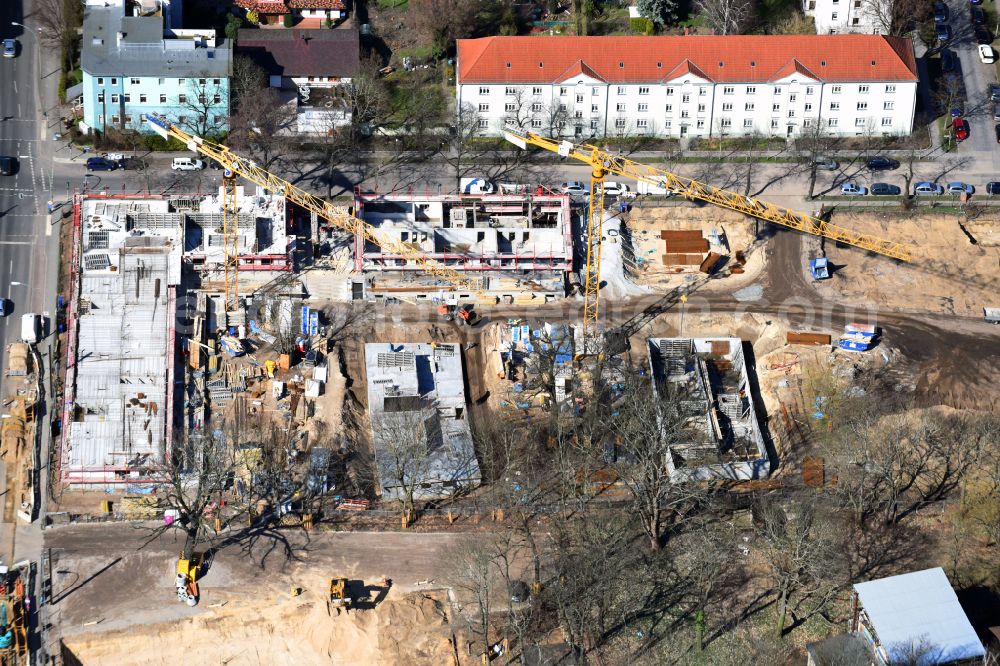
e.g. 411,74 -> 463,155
111,115 -> 120,124
198,94 -> 207,104
771,119 -> 779,128
639,86 -> 649,95
130,78 -> 140,85
505,103 -> 516,112
883,101 -> 894,110
881,117 -> 892,126
111,78 -> 118,85
198,78 -> 206,85
111,94 -> 119,103
576,94 -> 584,103
696,119 -> 705,128
574,111 -> 583,118
746,86 -> 756,94
830,102 -> 840,111
666,87 -> 675,96
885,84 -> 896,93
158,78 -> 165,85
804,103 -> 812,112
699,87 -> 707,96
532,87 -> 542,95
591,104 -> 598,112
682,94 -> 690,103
177,78 -> 183,85
479,87 -> 490,95
831,85 -> 842,94
97,77 -> 104,85
806,86 -> 814,95
858,85 -> 869,93
617,86 -> 626,95
213,94 -> 221,104
681,110 -> 690,118
592,87 -> 599,96
213,79 -> 221,85
665,104 -> 673,112
98,114 -> 104,123
591,119 -> 599,128
774,87 -> 782,95
506,87 -> 516,95
664,120 -> 672,128
721,118 -> 732,128
97,93 -> 105,103
831,12 -> 838,20
745,102 -> 755,111
123,94 -> 131,103
178,94 -> 187,104
124,115 -> 132,123
638,103 -> 648,112
559,87 -> 567,96
616,103 -> 626,112
828,118 -> 838,127
789,94 -> 797,102
723,86 -> 734,95
722,102 -> 732,111
532,103 -> 542,112
637,119 -> 648,128
852,17 -> 860,25
772,103 -> 780,112
697,104 -> 705,113
478,119 -> 489,129
744,119 -> 753,127
531,119 -> 542,128
504,118 -> 517,128
159,94 -> 167,104
788,110 -> 795,118
479,103 -> 489,112
855,118 -> 866,127
804,118 -> 813,127
139,94 -> 147,103
559,103 -> 567,111
856,102 -> 867,110
615,118 -> 627,128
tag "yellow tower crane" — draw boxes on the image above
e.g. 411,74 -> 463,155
144,115 -> 492,303
504,131 -> 911,329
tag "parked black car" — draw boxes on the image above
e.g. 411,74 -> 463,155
0,156 -> 15,176
870,183 -> 901,196
994,124 -> 1000,143
86,157 -> 117,171
866,156 -> 900,171
971,6 -> 985,24
975,27 -> 993,45
990,83 -> 1000,102
941,49 -> 957,72
986,182 -> 1000,195
934,0 -> 948,22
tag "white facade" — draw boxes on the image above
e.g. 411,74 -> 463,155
460,77 -> 916,140
803,0 -> 889,35
456,36 -> 917,140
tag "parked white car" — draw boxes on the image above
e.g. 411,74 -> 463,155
979,44 -> 996,64
459,177 -> 494,194
560,181 -> 587,195
840,182 -> 867,196
171,157 -> 205,171
602,182 -> 630,196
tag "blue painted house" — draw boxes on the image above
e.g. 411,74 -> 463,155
81,0 -> 231,136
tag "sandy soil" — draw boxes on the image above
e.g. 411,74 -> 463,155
819,210 -> 1000,317
62,588 -> 460,666
624,203 -> 766,292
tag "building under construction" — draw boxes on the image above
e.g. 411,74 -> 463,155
351,191 -> 573,303
61,190 -> 291,486
647,337 -> 770,481
364,342 -> 481,500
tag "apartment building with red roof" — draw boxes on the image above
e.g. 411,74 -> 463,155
456,35 -> 918,140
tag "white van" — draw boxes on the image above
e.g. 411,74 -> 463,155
171,157 -> 205,171
20,313 -> 40,344
459,177 -> 494,195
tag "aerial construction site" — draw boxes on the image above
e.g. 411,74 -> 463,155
31,118 -> 1000,666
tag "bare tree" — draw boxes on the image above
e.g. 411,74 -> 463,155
228,87 -> 297,170
696,0 -> 754,35
862,0 -> 925,37
179,75 -> 229,138
754,496 -> 847,638
371,410 -> 436,519
408,0 -> 476,58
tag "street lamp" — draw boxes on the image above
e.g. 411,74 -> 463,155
10,22 -> 45,118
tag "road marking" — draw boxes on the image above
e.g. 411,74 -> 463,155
45,214 -> 51,237
17,155 -> 28,159
12,81 -> 16,94
0,242 -> 32,246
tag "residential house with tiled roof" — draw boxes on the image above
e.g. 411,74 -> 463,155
456,35 -> 917,140
234,0 -> 349,26
236,28 -> 359,133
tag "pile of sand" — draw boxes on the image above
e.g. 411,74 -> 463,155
62,589 -> 457,666
821,210 -> 1000,316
